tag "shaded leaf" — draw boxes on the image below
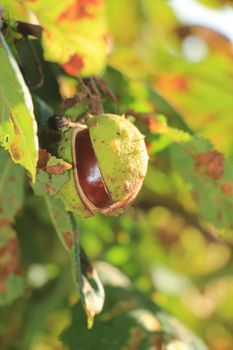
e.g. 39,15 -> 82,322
33,155 -> 71,196
0,32 -> 38,181
45,197 -> 75,252
46,197 -> 105,327
0,150 -> 24,305
0,148 -> 24,222
61,264 -> 207,350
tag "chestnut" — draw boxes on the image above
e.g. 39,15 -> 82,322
57,114 -> 149,218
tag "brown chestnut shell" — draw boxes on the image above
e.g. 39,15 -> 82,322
74,128 -> 112,209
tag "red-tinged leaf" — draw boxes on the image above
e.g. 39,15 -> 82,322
0,225 -> 24,305
0,227 -> 20,292
62,55 -> 85,76
45,162 -> 72,175
16,0 -> 109,76
155,73 -> 190,94
57,0 -> 102,22
220,181 -> 233,197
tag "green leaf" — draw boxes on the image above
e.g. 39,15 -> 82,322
0,150 -> 24,305
0,148 -> 24,222
33,155 -> 71,197
0,32 -> 38,182
0,225 -> 24,306
169,137 -> 233,229
147,85 -> 193,134
46,197 -> 105,327
61,265 -> 207,350
146,114 -> 192,154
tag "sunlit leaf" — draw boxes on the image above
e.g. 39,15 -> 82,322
154,54 -> 233,153
3,0 -> 109,76
0,33 -> 38,181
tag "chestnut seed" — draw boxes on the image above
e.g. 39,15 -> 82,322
74,128 -> 112,209
57,113 -> 149,218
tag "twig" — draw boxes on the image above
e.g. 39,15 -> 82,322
78,77 -> 103,115
16,21 -> 43,39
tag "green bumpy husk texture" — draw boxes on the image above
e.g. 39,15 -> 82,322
87,114 -> 148,202
57,114 -> 148,218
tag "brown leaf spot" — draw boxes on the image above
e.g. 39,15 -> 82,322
44,183 -> 54,196
9,112 -> 24,162
45,161 -> 72,175
8,176 -> 16,182
63,231 -> 74,249
195,151 -> 224,180
220,181 -> 233,197
0,220 -> 12,227
9,142 -> 23,162
37,149 -> 51,169
62,55 -> 85,76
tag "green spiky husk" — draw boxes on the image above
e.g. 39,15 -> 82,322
87,114 -> 148,202
57,113 -> 148,218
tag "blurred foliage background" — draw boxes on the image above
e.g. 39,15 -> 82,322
1,0 -> 233,349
